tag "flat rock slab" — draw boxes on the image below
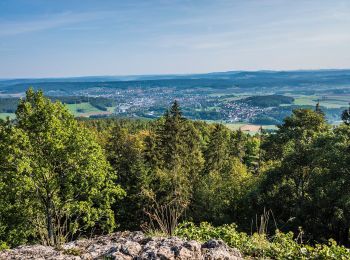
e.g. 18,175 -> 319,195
0,231 -> 243,260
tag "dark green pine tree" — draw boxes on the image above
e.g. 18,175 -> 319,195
106,124 -> 150,230
203,124 -> 231,175
229,129 -> 247,162
341,103 -> 350,125
315,100 -> 325,116
142,101 -> 204,234
157,100 -> 186,169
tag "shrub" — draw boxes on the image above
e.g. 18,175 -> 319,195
0,241 -> 9,251
175,222 -> 350,259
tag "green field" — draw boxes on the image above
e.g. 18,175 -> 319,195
203,121 -> 277,134
107,106 -> 116,113
293,96 -> 317,106
65,102 -> 113,117
65,102 -> 102,115
291,94 -> 349,108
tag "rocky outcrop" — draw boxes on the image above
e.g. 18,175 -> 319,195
0,231 -> 243,260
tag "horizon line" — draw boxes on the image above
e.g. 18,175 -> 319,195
1,67 -> 350,81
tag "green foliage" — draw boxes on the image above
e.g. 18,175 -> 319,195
193,124 -> 253,224
0,241 -> 9,251
106,124 -> 150,230
341,107 -> 350,125
259,109 -> 350,245
175,222 -> 350,259
63,247 -> 83,256
143,101 -> 204,234
89,104 -> 350,248
0,89 -> 125,246
2,91 -> 350,253
242,95 -> 294,107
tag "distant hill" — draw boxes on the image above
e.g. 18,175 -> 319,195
1,69 -> 350,95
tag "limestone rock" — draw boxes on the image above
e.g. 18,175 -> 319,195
0,231 -> 243,260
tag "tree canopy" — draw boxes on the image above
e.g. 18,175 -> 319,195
0,89 -> 125,246
1,91 -> 350,251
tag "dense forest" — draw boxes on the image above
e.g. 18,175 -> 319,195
1,89 -> 350,258
241,95 -> 294,107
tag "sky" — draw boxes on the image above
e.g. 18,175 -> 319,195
0,0 -> 350,78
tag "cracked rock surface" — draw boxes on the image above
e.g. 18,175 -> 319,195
0,231 -> 243,260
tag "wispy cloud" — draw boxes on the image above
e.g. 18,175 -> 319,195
148,0 -> 350,52
0,11 -> 112,37
1,0 -> 349,77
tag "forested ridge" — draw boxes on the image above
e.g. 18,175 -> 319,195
1,89 -> 350,258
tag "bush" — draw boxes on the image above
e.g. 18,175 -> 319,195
174,222 -> 350,259
0,241 -> 9,251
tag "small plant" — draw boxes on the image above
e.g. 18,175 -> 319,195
63,247 -> 83,256
0,241 -> 9,251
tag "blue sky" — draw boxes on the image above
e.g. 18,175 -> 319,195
0,0 -> 350,78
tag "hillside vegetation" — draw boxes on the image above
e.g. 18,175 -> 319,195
241,95 -> 294,107
0,89 -> 350,259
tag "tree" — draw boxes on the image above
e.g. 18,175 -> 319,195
306,124 -> 350,246
145,101 -> 204,234
203,124 -> 231,175
155,100 -> 204,184
0,89 -> 125,246
106,124 -> 150,230
258,109 -> 329,237
156,100 -> 187,169
0,121 -> 34,246
341,104 -> 350,125
262,109 -> 329,161
193,124 -> 252,224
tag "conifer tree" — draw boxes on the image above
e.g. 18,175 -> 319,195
203,124 -> 230,175
106,124 -> 150,230
145,101 -> 204,234
341,103 -> 350,125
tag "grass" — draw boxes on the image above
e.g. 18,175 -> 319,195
292,94 -> 350,108
65,102 -> 101,115
65,102 -> 112,117
107,106 -> 116,113
293,96 -> 317,106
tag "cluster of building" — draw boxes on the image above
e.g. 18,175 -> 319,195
223,102 -> 266,122
73,86 -> 270,122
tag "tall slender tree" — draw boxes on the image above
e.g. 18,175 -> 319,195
341,103 -> 350,125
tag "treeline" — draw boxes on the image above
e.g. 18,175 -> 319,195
0,98 -> 20,113
1,89 -> 350,253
